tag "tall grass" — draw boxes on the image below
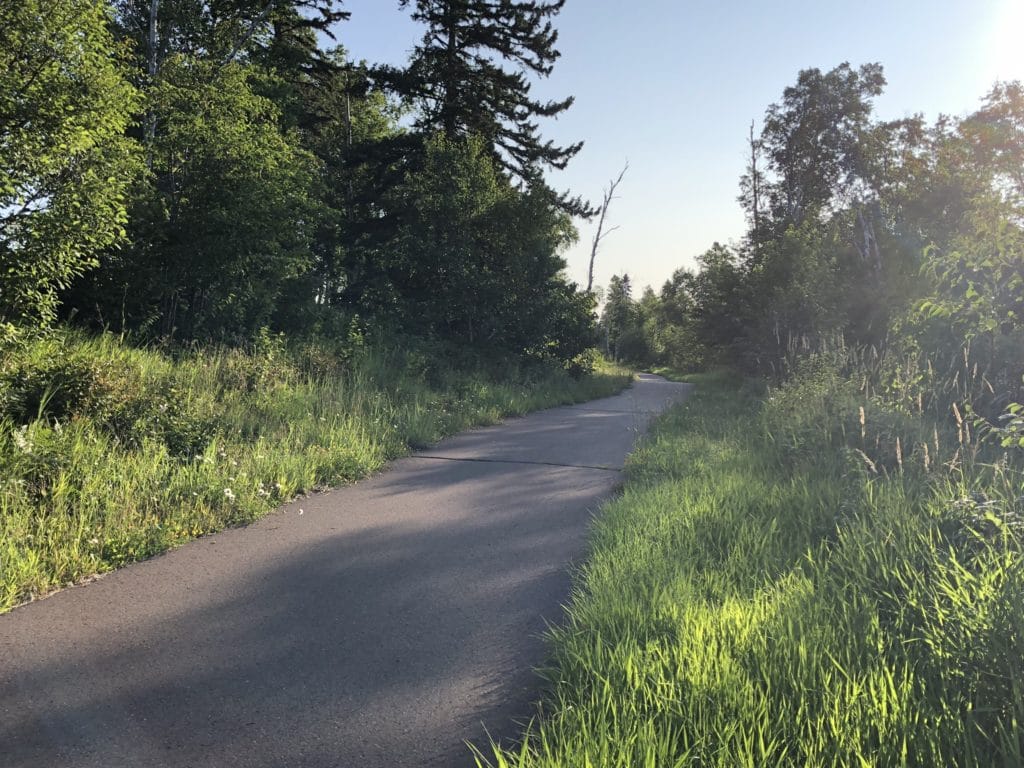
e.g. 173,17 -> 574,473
0,329 -> 630,612
479,369 -> 1024,767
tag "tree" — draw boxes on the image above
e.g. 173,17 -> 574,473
390,0 -> 585,211
759,62 -> 885,227
653,269 -> 702,370
384,134 -> 585,356
587,162 -> 628,292
0,0 -> 140,332
67,59 -> 320,338
600,274 -> 634,361
111,0 -> 348,77
293,48 -> 406,326
738,120 -> 765,256
688,243 -> 749,361
737,63 -> 919,356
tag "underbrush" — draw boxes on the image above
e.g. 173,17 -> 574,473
480,367 -> 1024,766
0,329 -> 631,611
648,366 -> 697,382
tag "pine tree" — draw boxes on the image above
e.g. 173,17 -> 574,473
391,0 -> 584,210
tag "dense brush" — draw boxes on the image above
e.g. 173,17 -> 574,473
0,329 -> 630,612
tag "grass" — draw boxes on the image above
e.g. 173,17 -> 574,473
478,370 -> 1024,767
0,329 -> 631,612
648,365 -> 696,382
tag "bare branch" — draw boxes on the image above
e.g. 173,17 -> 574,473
218,1 -> 276,73
586,160 -> 628,293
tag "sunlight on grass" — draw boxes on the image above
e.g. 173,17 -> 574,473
478,377 -> 1024,767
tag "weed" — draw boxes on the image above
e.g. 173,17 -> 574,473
0,329 -> 631,611
480,373 -> 1024,767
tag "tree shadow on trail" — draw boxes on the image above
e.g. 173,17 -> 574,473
2,457 -> 620,768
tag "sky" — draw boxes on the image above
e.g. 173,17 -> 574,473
331,0 -> 1024,294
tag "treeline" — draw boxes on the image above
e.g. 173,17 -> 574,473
484,66 -> 1024,767
1,0 -> 595,364
602,63 -> 1023,415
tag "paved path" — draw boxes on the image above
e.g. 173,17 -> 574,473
1,374 -> 689,768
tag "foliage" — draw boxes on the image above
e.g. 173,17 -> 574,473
1,0 -> 595,359
0,0 -> 140,331
599,274 -> 636,362
111,0 -> 348,78
385,134 -> 591,359
67,58 -> 322,339
0,0 -> 598,360
390,0 -> 583,207
618,68 -> 1024,403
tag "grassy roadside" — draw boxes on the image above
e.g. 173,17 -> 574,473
648,365 -> 694,382
480,372 -> 1024,767
0,330 -> 631,612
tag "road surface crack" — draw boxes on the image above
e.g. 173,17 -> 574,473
566,407 -> 658,414
415,455 -> 622,472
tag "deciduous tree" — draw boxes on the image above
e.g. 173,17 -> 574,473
0,0 -> 139,332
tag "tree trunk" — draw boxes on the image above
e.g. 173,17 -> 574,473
144,0 -> 159,168
586,162 -> 628,293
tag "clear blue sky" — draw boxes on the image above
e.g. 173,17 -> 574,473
332,0 -> 1024,294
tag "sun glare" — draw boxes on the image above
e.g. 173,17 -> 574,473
990,0 -> 1024,82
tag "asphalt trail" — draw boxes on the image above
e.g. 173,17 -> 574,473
0,374 -> 690,768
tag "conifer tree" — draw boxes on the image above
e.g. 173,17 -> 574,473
392,0 -> 585,210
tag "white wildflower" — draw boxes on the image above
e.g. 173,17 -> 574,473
12,425 -> 31,453
223,488 -> 236,502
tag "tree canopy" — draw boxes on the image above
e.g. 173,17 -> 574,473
0,0 -> 598,365
0,0 -> 140,333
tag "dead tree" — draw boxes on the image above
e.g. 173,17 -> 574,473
748,120 -> 762,253
586,161 -> 628,293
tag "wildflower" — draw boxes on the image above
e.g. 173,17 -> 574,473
223,488 -> 236,502
13,426 -> 31,453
